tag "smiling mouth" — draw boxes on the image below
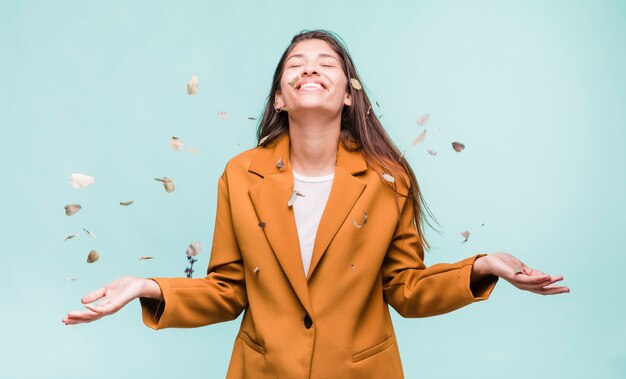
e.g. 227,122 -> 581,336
296,81 -> 327,91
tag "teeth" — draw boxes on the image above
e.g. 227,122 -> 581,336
300,82 -> 323,90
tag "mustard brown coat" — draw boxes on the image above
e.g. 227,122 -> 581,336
140,133 -> 498,378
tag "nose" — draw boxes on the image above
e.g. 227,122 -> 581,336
302,62 -> 319,76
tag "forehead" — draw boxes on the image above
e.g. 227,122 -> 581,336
287,39 -> 339,59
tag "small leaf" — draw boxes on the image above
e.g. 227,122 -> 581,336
452,142 -> 465,152
288,190 -> 304,207
170,136 -> 184,151
69,173 -> 95,189
119,201 -> 133,206
349,264 -> 356,271
352,210 -> 368,228
412,129 -> 427,145
253,266 -> 260,273
514,266 -> 523,275
248,116 -> 257,120
276,157 -> 285,171
382,173 -> 395,183
66,277 -> 78,281
366,105 -> 372,116
461,230 -> 470,243
65,234 -> 78,242
416,113 -> 430,126
287,76 -> 300,88
259,135 -> 269,146
258,221 -> 266,228
376,101 -> 380,108
187,75 -> 199,95
350,78 -> 362,90
65,204 -> 81,216
139,256 -> 154,260
154,177 -> 175,193
427,149 -> 438,156
217,111 -> 228,120
82,227 -> 96,239
185,146 -> 199,154
87,250 -> 99,263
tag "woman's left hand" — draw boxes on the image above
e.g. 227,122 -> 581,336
472,253 -> 570,295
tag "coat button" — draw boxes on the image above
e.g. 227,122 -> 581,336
303,314 -> 313,329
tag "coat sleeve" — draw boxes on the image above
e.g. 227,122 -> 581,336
382,194 -> 498,318
139,172 -> 248,329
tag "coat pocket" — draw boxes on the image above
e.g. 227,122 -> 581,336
238,331 -> 265,354
352,336 -> 394,363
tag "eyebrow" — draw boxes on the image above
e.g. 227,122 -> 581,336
286,53 -> 340,62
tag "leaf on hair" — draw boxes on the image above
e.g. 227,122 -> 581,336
350,78 -> 362,90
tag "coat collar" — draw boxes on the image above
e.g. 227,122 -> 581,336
247,133 -> 368,315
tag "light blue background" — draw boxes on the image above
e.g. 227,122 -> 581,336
1,1 -> 624,378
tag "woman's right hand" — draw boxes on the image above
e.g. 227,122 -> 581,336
62,276 -> 161,325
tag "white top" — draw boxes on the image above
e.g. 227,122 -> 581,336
292,169 -> 334,277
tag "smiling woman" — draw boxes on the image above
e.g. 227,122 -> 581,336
63,29 -> 569,379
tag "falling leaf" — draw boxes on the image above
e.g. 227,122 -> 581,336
253,266 -> 260,273
259,136 -> 269,146
350,78 -> 362,90
452,142 -> 465,152
139,256 -> 154,260
65,204 -> 81,216
248,116 -> 257,121
217,111 -> 228,120
258,221 -> 266,228
120,201 -> 133,206
412,129 -> 427,145
154,177 -> 175,193
186,241 -> 201,258
87,250 -> 99,263
481,223 -> 485,227
65,234 -> 78,242
287,190 -> 304,207
82,227 -> 96,239
287,76 -> 300,88
513,266 -> 523,275
187,75 -> 199,96
416,113 -> 430,126
276,157 -> 285,171
352,210 -> 368,228
170,136 -> 184,151
185,146 -> 199,154
382,173 -> 395,183
427,149 -> 438,156
69,173 -> 95,189
65,277 -> 78,281
461,230 -> 470,243
366,105 -> 372,116
349,264 -> 356,271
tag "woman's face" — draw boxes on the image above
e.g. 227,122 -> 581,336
275,39 -> 352,116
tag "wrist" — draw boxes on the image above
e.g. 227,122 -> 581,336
471,255 -> 492,281
140,278 -> 163,300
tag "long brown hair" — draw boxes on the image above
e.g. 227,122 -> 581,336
256,29 -> 439,251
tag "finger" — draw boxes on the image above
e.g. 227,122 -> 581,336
508,273 -> 551,285
81,287 -> 106,304
529,285 -> 570,295
85,300 -> 120,316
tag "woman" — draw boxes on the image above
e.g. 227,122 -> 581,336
63,30 -> 569,378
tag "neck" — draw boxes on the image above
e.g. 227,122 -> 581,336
288,113 -> 340,176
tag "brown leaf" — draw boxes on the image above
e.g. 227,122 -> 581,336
352,210 -> 368,228
69,173 -> 95,189
461,230 -> 470,243
154,177 -> 175,193
258,221 -> 266,228
170,136 -> 184,151
427,149 -> 438,156
288,190 -> 304,207
416,113 -> 430,126
82,227 -> 96,239
187,75 -> 199,95
287,76 -> 300,88
119,201 -> 133,206
350,78 -> 362,90
65,204 -> 81,216
65,234 -> 78,242
248,116 -> 257,120
139,256 -> 154,260
514,266 -> 523,275
452,142 -> 465,152
87,250 -> 99,263
276,157 -> 285,171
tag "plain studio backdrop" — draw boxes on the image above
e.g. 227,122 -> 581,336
1,1 -> 624,378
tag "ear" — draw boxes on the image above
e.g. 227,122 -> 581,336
344,92 -> 352,107
274,91 -> 283,108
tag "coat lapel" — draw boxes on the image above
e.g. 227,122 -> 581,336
248,133 -> 368,310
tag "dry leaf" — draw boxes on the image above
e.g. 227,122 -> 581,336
349,264 -> 356,271
186,241 -> 201,257
259,135 -> 269,145
253,266 -> 260,273
352,210 -> 368,228
452,142 -> 465,152
366,105 -> 372,116
217,111 -> 228,120
514,266 -> 523,275
350,78 -> 362,90
154,177 -> 175,193
276,157 -> 285,171
139,256 -> 154,260
412,129 -> 427,145
461,230 -> 470,243
82,227 -> 96,239
65,234 -> 78,242
185,146 -> 199,154
187,75 -> 199,95
69,173 -> 95,189
120,201 -> 133,206
170,136 -> 184,151
382,173 -> 395,183
287,190 -> 304,207
376,101 -> 381,108
287,76 -> 300,88
416,113 -> 430,126
65,204 -> 81,216
87,250 -> 99,263
248,116 -> 257,120
258,221 -> 266,228
427,149 -> 438,156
